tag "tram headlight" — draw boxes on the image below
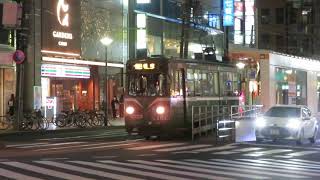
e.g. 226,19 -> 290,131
126,106 -> 135,115
156,106 -> 165,115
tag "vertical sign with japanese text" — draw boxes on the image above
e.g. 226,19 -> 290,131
223,0 -> 234,26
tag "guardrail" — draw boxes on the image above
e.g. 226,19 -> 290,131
191,105 -> 234,142
216,119 -> 235,143
191,106 -> 217,141
231,105 -> 263,120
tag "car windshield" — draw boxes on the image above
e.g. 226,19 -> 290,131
128,73 -> 167,96
264,107 -> 301,118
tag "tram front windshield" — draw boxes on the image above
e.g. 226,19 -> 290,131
128,73 -> 167,96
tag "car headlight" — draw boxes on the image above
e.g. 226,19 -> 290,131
286,119 -> 301,130
126,106 -> 135,115
156,106 -> 165,115
255,117 -> 266,128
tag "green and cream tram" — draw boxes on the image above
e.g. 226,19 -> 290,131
124,56 -> 240,139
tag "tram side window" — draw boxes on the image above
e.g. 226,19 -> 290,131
220,72 -> 239,96
128,74 -> 167,96
208,72 -> 218,96
173,70 -> 183,96
200,71 -> 209,96
194,69 -> 201,96
186,69 -> 195,96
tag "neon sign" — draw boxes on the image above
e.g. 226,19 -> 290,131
134,63 -> 155,70
57,0 -> 69,27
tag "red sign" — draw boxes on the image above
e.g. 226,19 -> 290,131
12,50 -> 25,64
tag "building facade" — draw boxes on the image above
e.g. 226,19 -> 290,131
14,0 -> 224,119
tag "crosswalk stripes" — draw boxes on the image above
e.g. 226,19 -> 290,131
126,143 -> 320,158
6,139 -> 320,158
127,143 -> 187,150
190,159 -> 319,177
0,158 -> 318,179
274,150 -> 319,158
1,161 -> 94,180
100,160 -> 234,180
35,161 -> 141,180
158,160 -> 307,179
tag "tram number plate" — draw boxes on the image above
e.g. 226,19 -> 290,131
270,129 -> 279,135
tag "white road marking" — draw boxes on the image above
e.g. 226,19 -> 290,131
234,147 -> 263,152
138,154 -> 156,157
291,159 -> 320,165
35,161 -> 142,180
71,161 -> 191,180
192,145 -> 237,153
160,160 -> 307,179
92,156 -> 117,159
129,160 -> 268,179
238,159 -> 320,170
33,139 -> 143,152
260,159 -> 320,169
128,143 -> 187,150
100,160 -> 234,180
6,142 -> 49,148
212,147 -> 263,155
243,149 -> 292,156
21,142 -> 85,149
40,158 -> 69,161
239,142 -> 320,151
155,144 -> 212,152
190,159 -> 319,178
214,159 -> 320,173
1,161 -> 93,180
274,151 -> 318,158
0,167 -> 43,180
82,142 -> 143,150
38,130 -> 128,141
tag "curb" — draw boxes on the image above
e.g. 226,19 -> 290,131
0,126 -> 125,138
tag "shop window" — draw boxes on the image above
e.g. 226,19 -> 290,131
275,68 -> 307,106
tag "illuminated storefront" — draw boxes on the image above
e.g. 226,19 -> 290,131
34,0 -> 127,117
261,52 -> 320,113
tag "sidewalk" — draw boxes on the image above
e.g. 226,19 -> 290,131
0,118 -> 125,137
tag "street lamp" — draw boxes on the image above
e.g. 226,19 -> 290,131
100,37 -> 113,127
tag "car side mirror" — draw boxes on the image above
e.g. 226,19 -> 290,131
303,117 -> 311,121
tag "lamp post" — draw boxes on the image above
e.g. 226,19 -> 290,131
100,37 -> 113,127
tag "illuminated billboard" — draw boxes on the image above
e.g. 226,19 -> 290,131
41,0 -> 81,56
223,0 -> 234,26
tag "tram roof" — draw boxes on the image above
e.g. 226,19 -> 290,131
127,56 -> 235,67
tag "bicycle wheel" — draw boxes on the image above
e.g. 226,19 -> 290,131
55,114 -> 67,128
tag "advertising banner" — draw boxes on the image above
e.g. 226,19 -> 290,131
41,0 -> 81,55
223,0 -> 234,26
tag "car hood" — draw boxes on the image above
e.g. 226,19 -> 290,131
262,116 -> 300,127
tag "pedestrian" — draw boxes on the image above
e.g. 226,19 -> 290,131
111,96 -> 119,118
8,94 -> 15,116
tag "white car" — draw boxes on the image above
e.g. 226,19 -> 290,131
255,105 -> 318,144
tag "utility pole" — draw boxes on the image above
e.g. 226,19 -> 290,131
15,0 -> 29,130
180,0 -> 192,59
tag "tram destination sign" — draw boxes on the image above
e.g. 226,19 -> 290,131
133,63 -> 156,70
41,0 -> 81,55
